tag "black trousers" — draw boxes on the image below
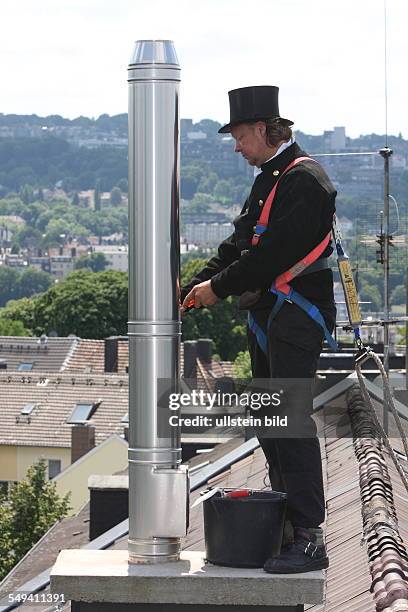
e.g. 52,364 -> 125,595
247,302 -> 326,528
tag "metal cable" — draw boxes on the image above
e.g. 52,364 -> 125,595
355,350 -> 408,495
310,151 -> 379,157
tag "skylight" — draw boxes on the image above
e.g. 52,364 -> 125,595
67,400 -> 101,423
21,403 -> 36,415
68,402 -> 96,424
18,362 -> 33,372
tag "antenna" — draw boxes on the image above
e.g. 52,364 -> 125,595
384,0 -> 389,147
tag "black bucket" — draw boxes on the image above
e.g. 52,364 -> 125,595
203,489 -> 287,568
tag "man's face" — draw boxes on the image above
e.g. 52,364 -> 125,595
230,122 -> 268,167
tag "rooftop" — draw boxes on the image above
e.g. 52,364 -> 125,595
2,376 -> 408,610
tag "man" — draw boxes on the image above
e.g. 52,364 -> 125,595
181,86 -> 336,573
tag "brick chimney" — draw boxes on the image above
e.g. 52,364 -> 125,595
88,475 -> 129,540
104,337 -> 119,373
71,424 -> 96,463
196,338 -> 212,364
183,341 -> 197,379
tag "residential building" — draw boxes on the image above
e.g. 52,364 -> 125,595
183,222 -> 232,246
0,335 -> 233,495
91,245 -> 128,272
49,255 -> 74,278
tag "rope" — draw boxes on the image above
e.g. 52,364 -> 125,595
355,348 -> 408,495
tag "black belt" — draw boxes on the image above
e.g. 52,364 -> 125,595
297,258 -> 331,277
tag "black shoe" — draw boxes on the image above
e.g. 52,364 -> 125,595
264,528 -> 329,574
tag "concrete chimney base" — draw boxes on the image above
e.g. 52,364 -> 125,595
51,550 -> 324,611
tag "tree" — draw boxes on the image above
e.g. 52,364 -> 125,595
19,184 -> 35,205
74,252 -> 108,273
0,459 -> 70,580
2,269 -> 128,338
117,178 -> 128,193
0,318 -> 30,336
94,180 -> 101,211
14,225 -> 42,249
0,296 -> 38,331
0,267 -> 20,306
214,179 -> 233,202
391,284 -> 406,306
189,192 -> 213,213
72,191 -> 80,206
359,283 -> 382,312
110,186 -> 122,206
180,258 -> 247,360
17,267 -> 53,299
233,350 -> 252,380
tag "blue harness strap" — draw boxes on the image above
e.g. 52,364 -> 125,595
268,286 -> 338,351
248,312 -> 268,355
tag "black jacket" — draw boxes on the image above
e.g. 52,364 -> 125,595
181,142 -> 337,325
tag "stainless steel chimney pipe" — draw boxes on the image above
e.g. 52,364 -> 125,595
127,40 -> 188,564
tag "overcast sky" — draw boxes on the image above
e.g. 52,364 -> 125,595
1,0 -> 406,138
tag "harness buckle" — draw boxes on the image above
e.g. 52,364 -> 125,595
304,542 -> 317,558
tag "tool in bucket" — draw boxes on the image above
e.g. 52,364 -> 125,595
191,488 -> 253,508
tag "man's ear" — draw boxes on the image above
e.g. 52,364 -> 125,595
255,121 -> 267,139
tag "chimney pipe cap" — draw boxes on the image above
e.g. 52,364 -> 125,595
129,40 -> 179,66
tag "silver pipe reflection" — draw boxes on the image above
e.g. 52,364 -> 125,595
127,39 -> 188,564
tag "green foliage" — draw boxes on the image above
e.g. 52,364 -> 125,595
110,186 -> 122,206
391,284 -> 406,306
13,225 -> 42,249
0,459 -> 70,580
1,269 -> 128,338
359,283 -> 382,312
189,192 -> 212,212
0,318 -> 30,336
0,266 -> 53,307
0,135 -> 127,192
94,180 -> 101,211
180,257 -> 247,361
74,252 -> 108,272
180,257 -> 207,287
181,299 -> 247,361
1,296 -> 39,331
233,350 -> 252,380
19,184 -> 35,205
0,195 -> 128,246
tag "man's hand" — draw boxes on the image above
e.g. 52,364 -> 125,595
181,280 -> 219,314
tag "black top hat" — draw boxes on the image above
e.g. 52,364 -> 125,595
218,85 -> 293,134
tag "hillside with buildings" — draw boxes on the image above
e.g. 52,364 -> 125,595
0,113 -> 407,317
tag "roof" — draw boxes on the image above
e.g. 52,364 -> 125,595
0,371 -> 128,448
63,339 -> 127,374
0,336 -> 78,373
2,375 -> 408,611
64,337 -> 234,391
0,336 -> 234,387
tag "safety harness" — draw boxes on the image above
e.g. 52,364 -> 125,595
248,156 -> 338,353
247,156 -> 408,502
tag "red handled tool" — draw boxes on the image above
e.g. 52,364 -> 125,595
225,489 -> 252,499
182,298 -> 196,313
